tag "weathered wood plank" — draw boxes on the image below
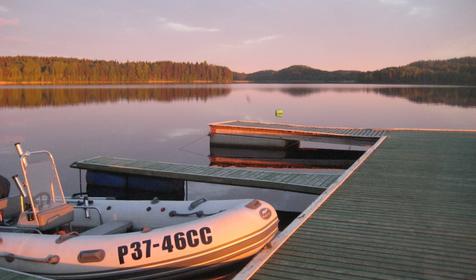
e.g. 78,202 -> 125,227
71,156 -> 336,195
241,130 -> 476,280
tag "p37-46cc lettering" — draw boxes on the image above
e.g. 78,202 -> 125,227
117,227 -> 212,264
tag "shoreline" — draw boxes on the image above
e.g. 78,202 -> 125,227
0,80 -> 233,86
0,81 -> 474,87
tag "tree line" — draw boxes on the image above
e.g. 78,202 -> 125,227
0,56 -> 233,83
1,56 -> 475,85
360,57 -> 476,85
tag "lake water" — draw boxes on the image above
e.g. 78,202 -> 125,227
1,84 -> 476,206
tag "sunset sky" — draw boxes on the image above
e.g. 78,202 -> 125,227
1,0 -> 475,72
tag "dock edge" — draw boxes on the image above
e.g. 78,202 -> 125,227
232,135 -> 388,280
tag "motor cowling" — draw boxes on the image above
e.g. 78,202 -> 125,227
0,175 -> 10,199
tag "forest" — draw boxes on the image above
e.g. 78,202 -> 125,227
0,56 -> 233,83
1,56 -> 475,85
359,57 -> 476,85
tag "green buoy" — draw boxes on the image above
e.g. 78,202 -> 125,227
275,109 -> 284,118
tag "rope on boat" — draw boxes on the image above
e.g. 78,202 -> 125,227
188,197 -> 207,210
0,252 -> 60,264
169,209 -> 224,217
55,231 -> 79,244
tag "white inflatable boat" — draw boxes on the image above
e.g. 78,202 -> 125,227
0,144 -> 278,279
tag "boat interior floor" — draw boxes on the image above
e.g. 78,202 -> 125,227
80,220 -> 133,235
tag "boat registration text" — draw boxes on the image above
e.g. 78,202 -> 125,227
117,227 -> 213,264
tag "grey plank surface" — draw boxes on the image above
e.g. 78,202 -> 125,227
71,156 -> 338,194
251,131 -> 476,279
217,121 -> 386,138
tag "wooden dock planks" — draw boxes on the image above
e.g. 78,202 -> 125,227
71,156 -> 339,195
210,120 -> 386,138
209,120 -> 385,148
238,130 -> 476,280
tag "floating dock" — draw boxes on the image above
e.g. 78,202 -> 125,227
228,123 -> 476,280
209,120 -> 385,148
71,156 -> 338,195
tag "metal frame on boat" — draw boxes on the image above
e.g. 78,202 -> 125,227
0,144 -> 279,279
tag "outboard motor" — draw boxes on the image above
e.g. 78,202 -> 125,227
0,175 -> 10,199
0,175 -> 10,223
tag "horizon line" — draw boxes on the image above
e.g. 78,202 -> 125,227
1,54 -> 475,74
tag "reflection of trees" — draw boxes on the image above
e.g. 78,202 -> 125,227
278,87 -> 362,96
1,85 -> 474,108
0,86 -> 231,108
274,86 -> 476,107
374,87 -> 476,108
279,87 -> 322,96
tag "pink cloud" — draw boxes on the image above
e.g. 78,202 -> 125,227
0,17 -> 19,27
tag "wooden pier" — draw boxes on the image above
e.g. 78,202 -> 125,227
231,124 -> 476,279
70,120 -> 476,280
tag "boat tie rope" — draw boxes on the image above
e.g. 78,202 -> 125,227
188,198 -> 207,210
0,252 -> 60,264
56,231 -> 79,244
169,209 -> 224,218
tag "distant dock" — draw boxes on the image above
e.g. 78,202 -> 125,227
209,120 -> 385,148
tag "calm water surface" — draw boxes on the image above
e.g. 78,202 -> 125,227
1,84 -> 475,201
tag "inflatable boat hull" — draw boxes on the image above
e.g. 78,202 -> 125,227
0,198 -> 278,279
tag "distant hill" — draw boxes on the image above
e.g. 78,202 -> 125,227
0,56 -> 233,84
239,65 -> 360,83
238,57 -> 476,85
360,57 -> 476,85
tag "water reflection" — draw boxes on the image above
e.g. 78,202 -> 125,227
1,84 -> 475,195
0,86 -> 231,108
264,86 -> 476,107
279,87 -> 321,96
0,85 -> 475,108
209,145 -> 362,169
256,86 -> 351,96
373,87 -> 476,108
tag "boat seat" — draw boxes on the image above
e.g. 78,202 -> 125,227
37,203 -> 74,231
81,220 -> 132,235
17,202 -> 75,231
